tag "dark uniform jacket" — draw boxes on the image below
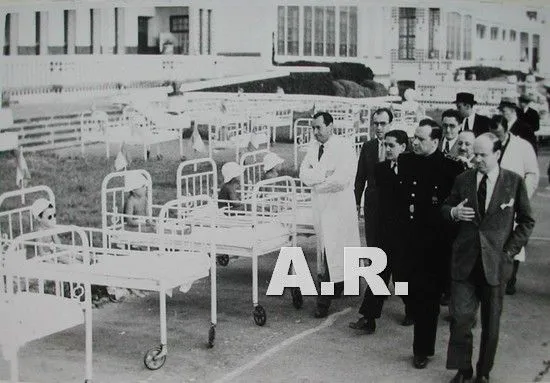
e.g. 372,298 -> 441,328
397,150 -> 463,286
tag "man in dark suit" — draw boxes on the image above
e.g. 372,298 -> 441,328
443,133 -> 535,383
440,109 -> 463,158
354,108 -> 393,246
498,97 -> 537,154
398,119 -> 463,369
454,93 -> 491,137
349,129 -> 412,334
518,93 -> 540,133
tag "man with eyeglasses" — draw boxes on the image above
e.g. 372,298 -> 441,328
440,109 -> 463,158
300,111 -> 360,318
354,108 -> 393,247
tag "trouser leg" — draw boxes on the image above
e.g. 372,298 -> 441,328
316,251 -> 343,310
476,283 -> 504,378
412,289 -> 440,356
358,261 -> 392,318
446,278 -> 478,371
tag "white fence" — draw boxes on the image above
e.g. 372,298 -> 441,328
1,55 -> 266,90
416,80 -> 518,109
1,93 -> 403,153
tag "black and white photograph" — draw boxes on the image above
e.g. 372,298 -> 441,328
0,0 -> 549,382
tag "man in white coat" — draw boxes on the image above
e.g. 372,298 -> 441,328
489,114 -> 539,295
300,111 -> 361,318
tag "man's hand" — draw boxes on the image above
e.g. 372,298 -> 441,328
451,198 -> 475,221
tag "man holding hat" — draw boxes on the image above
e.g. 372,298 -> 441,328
454,93 -> 491,137
498,97 -> 537,154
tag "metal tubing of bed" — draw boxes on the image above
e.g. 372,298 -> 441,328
85,283 -> 93,382
160,286 -> 167,347
252,254 -> 258,306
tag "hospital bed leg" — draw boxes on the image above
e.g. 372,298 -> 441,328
209,250 -> 217,348
252,254 -> 266,326
143,291 -> 167,370
9,347 -> 18,383
85,284 -> 93,383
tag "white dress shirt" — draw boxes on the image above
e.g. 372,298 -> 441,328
463,114 -> 476,131
476,166 -> 500,211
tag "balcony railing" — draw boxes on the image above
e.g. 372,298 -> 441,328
1,54 -> 266,90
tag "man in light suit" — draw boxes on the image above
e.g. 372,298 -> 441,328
454,93 -> 491,137
440,109 -> 462,158
443,133 -> 535,383
355,108 -> 393,246
488,114 -> 539,295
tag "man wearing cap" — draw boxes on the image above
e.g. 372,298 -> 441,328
355,108 -> 393,247
455,93 -> 491,137
499,97 -> 537,154
300,111 -> 360,318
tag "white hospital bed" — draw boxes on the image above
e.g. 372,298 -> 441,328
80,106 -> 184,160
3,217 -> 215,379
176,158 -> 298,325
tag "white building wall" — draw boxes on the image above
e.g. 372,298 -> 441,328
17,10 -> 35,53
48,10 -> 65,51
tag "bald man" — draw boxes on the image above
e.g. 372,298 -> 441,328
442,133 -> 534,383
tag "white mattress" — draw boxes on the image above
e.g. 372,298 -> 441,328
0,293 -> 85,358
187,222 -> 290,251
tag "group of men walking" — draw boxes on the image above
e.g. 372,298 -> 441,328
298,91 -> 538,382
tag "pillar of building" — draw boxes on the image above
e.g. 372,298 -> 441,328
17,10 -> 35,55
48,9 -> 65,54
75,8 -> 91,54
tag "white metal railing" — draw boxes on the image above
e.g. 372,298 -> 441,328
416,80 -> 518,106
1,55 -> 266,89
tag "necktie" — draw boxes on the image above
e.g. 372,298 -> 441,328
444,140 -> 450,154
318,144 -> 324,161
464,118 -> 470,131
391,161 -> 397,174
478,174 -> 488,218
378,141 -> 385,162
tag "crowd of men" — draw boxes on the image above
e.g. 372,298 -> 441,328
299,91 -> 539,383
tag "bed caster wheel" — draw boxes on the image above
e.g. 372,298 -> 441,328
216,254 -> 229,266
253,305 -> 267,326
291,287 -> 303,309
208,324 -> 216,348
144,345 -> 166,370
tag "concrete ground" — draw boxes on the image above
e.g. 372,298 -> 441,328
1,107 -> 550,383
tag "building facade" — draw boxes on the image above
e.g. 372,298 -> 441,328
0,0 -> 548,92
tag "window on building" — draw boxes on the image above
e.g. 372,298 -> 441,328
502,29 -> 506,41
349,7 -> 357,57
314,6 -> 324,56
35,12 -> 40,55
303,6 -> 312,56
398,8 -> 416,60
520,32 -> 528,61
490,27 -> 498,40
277,6 -> 285,55
428,8 -> 440,59
446,12 -> 461,60
4,13 -> 10,55
199,9 -> 203,54
339,7 -> 348,57
463,15 -> 472,60
170,15 -> 187,33
325,6 -> 335,56
287,6 -> 299,55
207,10 -> 211,55
476,24 -> 486,39
510,30 -> 516,41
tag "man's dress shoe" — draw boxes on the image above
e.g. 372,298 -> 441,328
348,317 -> 376,334
450,371 -> 473,383
413,355 -> 429,369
